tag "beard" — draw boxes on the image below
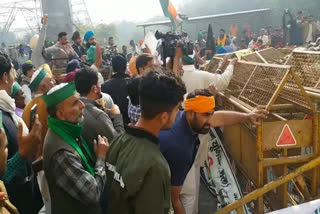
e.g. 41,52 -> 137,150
65,114 -> 83,125
191,117 -> 211,134
76,115 -> 84,124
193,124 -> 211,134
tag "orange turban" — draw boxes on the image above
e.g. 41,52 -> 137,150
129,56 -> 138,76
185,96 -> 215,113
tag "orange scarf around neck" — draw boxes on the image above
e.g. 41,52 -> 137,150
217,35 -> 227,47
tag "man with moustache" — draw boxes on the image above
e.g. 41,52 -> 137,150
159,89 -> 268,214
42,82 -> 109,214
23,67 -> 56,141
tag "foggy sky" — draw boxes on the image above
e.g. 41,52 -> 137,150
86,0 -> 184,24
7,0 -> 184,30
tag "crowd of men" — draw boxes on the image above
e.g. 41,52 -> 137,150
192,10 -> 320,59
0,13 -> 276,214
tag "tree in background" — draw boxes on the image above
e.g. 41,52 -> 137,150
117,21 -> 144,47
76,23 -> 118,47
75,22 -> 144,48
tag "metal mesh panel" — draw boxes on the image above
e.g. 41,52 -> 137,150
241,53 -> 264,63
206,57 -> 223,73
280,74 -> 310,109
225,61 -> 311,110
287,51 -> 320,89
241,48 -> 286,64
206,55 -> 237,73
278,47 -> 296,55
226,62 -> 256,98
238,65 -> 285,106
259,48 -> 287,64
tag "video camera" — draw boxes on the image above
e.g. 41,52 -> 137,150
155,30 -> 194,67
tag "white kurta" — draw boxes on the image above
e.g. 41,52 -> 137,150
180,64 -> 234,213
181,64 -> 234,94
258,35 -> 269,46
180,134 -> 209,214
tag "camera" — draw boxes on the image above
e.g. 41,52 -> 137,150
155,30 -> 194,66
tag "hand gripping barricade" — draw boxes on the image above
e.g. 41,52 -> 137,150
204,54 -> 320,214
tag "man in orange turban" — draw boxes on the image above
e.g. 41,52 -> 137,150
159,89 -> 268,214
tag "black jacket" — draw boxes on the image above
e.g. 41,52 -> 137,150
101,73 -> 130,124
72,43 -> 86,58
1,110 -> 43,214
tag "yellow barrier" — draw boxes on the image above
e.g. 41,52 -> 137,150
215,156 -> 320,214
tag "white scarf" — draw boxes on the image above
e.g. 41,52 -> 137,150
0,90 -> 28,135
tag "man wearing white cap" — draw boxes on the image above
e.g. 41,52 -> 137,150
42,82 -> 109,214
23,67 -> 55,139
29,67 -> 55,99
22,66 -> 56,213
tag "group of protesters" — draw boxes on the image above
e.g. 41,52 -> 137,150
1,10 -> 319,214
0,13 -> 273,214
192,11 -> 320,58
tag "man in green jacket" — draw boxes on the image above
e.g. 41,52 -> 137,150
105,70 -> 186,214
42,82 -> 109,214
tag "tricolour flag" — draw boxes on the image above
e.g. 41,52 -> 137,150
159,0 -> 183,30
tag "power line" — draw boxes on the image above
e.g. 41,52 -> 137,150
0,0 -> 93,42
0,0 -> 41,42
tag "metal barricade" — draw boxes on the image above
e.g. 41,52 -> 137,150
214,60 -> 318,213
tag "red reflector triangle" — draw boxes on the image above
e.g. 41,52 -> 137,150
304,115 -> 313,120
276,124 -> 297,147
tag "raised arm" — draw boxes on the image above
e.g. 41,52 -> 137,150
207,58 -> 237,92
31,14 -> 48,67
209,106 -> 268,127
94,42 -> 102,69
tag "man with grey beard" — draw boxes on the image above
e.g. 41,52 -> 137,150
42,82 -> 109,214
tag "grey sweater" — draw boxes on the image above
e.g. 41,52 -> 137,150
80,97 -> 124,147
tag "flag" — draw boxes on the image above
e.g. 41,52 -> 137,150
159,0 -> 183,30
